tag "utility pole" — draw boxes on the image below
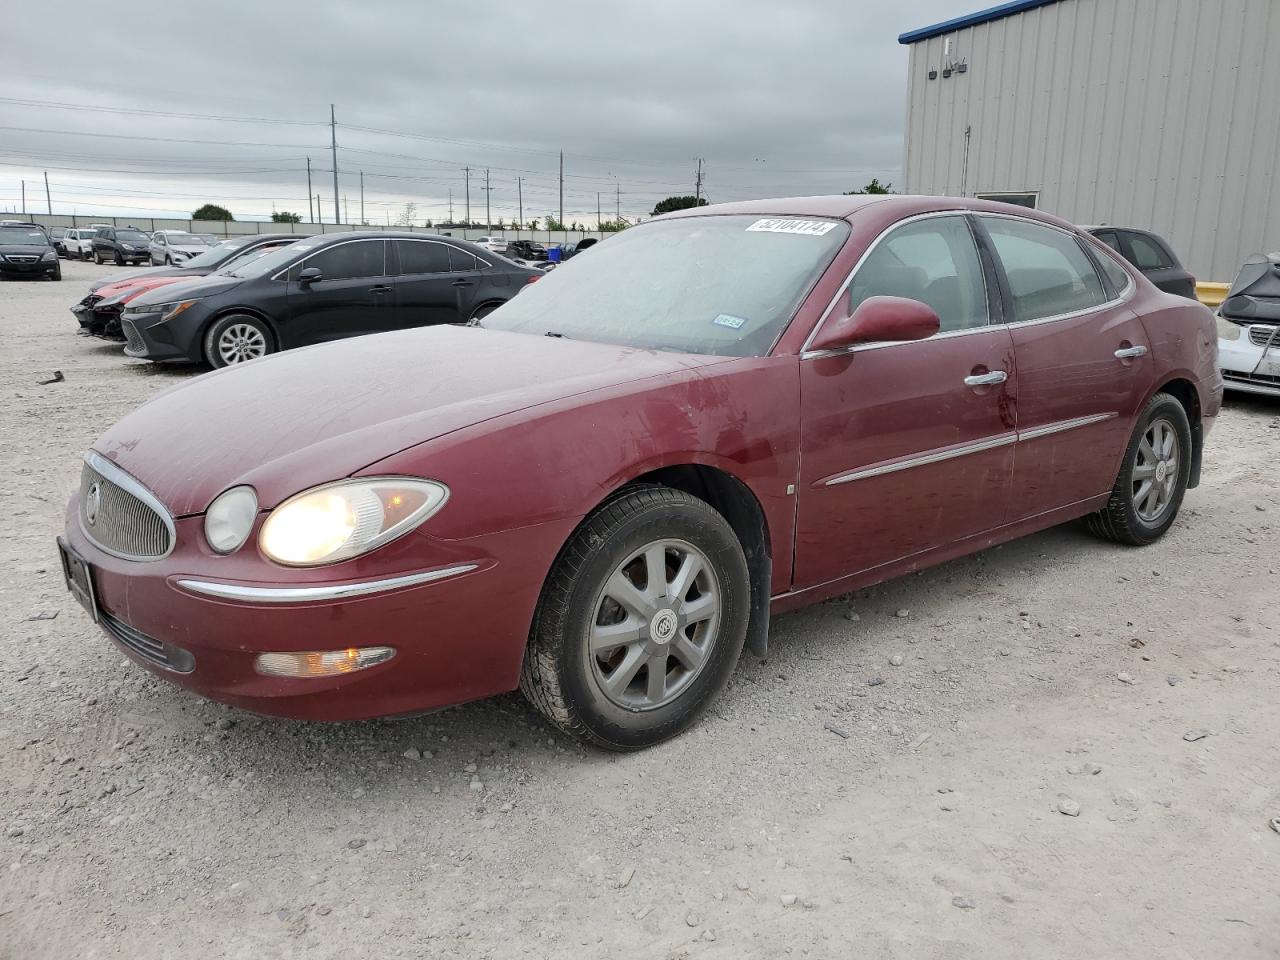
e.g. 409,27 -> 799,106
464,167 -> 471,226
597,192 -> 602,236
329,104 -> 340,225
44,171 -> 51,215
694,158 -> 703,204
20,179 -> 25,215
558,150 -> 564,229
448,188 -> 454,224
517,177 -> 523,229
316,194 -> 321,223
484,168 -> 491,233
615,181 -> 620,222
359,171 -> 364,224
344,195 -> 349,224
306,158 -> 314,223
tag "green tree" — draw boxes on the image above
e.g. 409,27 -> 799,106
192,203 -> 234,221
271,211 -> 302,223
546,215 -> 565,231
651,195 -> 708,216
844,178 -> 894,195
528,218 -> 540,231
597,219 -> 627,233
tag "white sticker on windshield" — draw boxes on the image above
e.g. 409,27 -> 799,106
745,218 -> 838,237
713,314 -> 747,329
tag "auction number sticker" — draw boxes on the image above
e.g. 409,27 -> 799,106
745,218 -> 838,236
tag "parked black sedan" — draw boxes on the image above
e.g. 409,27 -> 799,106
0,222 -> 60,281
118,232 -> 540,367
1084,226 -> 1196,300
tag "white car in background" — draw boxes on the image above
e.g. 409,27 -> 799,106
148,230 -> 209,266
474,235 -> 508,254
63,227 -> 102,260
1218,252 -> 1280,397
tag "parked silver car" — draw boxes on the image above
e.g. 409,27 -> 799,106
149,230 -> 210,265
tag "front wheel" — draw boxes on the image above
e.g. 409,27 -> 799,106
93,250 -> 103,265
1086,392 -> 1192,546
520,486 -> 751,750
203,314 -> 275,368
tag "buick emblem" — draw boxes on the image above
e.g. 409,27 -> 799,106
650,609 -> 678,645
85,482 -> 102,526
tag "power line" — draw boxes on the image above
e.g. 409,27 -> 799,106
0,96 -> 328,125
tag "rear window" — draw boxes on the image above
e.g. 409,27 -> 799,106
1126,233 -> 1173,270
982,218 -> 1106,322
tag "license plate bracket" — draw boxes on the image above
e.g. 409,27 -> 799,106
57,537 -> 99,623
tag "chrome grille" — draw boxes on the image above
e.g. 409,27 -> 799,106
1248,325 -> 1278,348
79,455 -> 175,561
121,318 -> 145,354
102,612 -> 195,673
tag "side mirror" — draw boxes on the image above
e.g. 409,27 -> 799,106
298,266 -> 323,284
809,295 -> 940,352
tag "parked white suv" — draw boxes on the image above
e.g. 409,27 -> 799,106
149,230 -> 210,265
474,236 -> 508,254
63,227 -> 102,261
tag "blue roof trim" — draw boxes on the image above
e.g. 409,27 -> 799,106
898,0 -> 1063,44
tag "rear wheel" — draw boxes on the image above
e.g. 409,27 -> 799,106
520,486 -> 751,750
203,314 -> 274,368
469,301 -> 501,322
1086,392 -> 1192,546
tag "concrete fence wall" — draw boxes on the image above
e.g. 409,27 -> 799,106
1,212 -> 610,247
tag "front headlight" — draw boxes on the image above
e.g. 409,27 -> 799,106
141,299 -> 200,323
1216,316 -> 1243,342
41,250 -> 56,261
205,485 -> 259,554
259,478 -> 449,566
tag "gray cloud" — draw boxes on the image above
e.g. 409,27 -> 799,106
3,0 -> 976,223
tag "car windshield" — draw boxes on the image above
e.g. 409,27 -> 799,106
117,230 -> 149,241
481,215 -> 849,356
164,233 -> 205,245
0,226 -> 48,244
221,235 -> 326,278
181,235 -> 256,268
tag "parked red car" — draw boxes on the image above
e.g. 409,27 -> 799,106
58,196 -> 1221,749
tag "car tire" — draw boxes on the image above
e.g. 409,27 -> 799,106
165,255 -> 172,266
115,253 -> 126,266
520,485 -> 751,750
469,302 -> 502,322
203,314 -> 275,368
93,250 -> 103,265
1086,392 -> 1192,546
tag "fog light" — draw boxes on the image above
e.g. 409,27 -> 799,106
254,646 -> 395,678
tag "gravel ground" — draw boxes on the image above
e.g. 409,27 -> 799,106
2,259 -> 1279,959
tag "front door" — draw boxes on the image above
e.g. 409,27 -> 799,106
283,239 -> 392,344
975,215 -> 1152,519
794,214 -> 1018,589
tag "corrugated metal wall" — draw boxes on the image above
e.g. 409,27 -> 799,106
902,0 -> 1280,280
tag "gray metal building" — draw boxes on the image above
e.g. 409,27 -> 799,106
899,0 -> 1280,281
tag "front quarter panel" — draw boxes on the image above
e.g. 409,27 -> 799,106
360,356 -> 802,596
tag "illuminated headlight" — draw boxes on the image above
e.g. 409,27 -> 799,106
1216,316 -> 1243,342
259,478 -> 448,566
204,485 -> 259,554
254,646 -> 395,678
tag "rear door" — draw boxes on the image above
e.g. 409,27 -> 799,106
390,239 -> 465,328
977,215 -> 1150,519
283,239 -> 392,344
794,213 -> 1018,589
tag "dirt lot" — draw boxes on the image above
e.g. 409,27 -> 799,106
1,258 -> 1278,959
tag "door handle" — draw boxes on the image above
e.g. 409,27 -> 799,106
451,278 -> 475,287
964,370 -> 1008,387
1114,345 -> 1148,359
369,284 -> 392,294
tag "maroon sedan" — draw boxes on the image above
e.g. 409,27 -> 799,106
58,196 -> 1221,749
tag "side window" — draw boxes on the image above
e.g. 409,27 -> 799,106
1125,233 -> 1172,271
1093,230 -> 1121,254
395,240 -> 450,275
982,218 -> 1106,322
296,240 -> 385,281
447,246 -> 479,273
1093,245 -> 1132,294
848,216 -> 988,332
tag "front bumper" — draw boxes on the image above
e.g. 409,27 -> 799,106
1219,332 -> 1280,397
120,307 -> 208,361
0,258 -> 57,278
62,500 -> 575,721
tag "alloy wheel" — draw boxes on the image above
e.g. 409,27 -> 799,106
587,538 -> 720,711
217,323 -> 268,364
1131,417 -> 1180,523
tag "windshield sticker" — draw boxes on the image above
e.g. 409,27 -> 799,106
745,218 -> 838,237
713,314 -> 747,330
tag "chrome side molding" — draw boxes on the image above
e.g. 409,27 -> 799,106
177,564 -> 479,604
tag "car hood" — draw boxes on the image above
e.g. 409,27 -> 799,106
91,325 -> 729,516
1,244 -> 52,256
97,275 -> 193,304
126,273 -> 244,308
170,245 -> 208,256
92,264 -> 213,291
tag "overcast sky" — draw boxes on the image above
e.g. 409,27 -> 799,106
3,0 -> 978,225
